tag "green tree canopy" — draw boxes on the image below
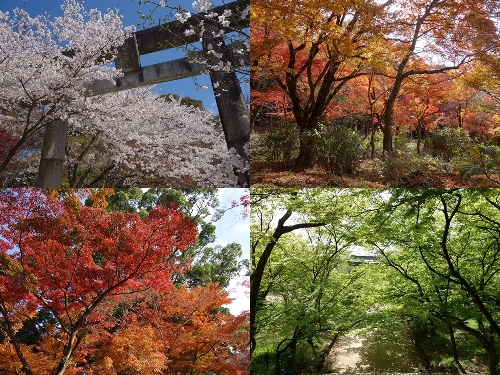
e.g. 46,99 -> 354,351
251,188 -> 500,375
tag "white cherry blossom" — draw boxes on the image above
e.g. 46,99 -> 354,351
0,0 -> 244,187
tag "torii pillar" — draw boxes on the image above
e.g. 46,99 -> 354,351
36,119 -> 68,188
202,30 -> 250,186
35,35 -> 141,188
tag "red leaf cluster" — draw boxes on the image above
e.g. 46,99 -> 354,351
0,189 -> 248,375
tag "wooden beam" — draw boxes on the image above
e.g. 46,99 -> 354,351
87,57 -> 206,96
135,0 -> 249,55
61,0 -> 249,61
86,42 -> 248,96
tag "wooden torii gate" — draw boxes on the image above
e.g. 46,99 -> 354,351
36,0 -> 249,188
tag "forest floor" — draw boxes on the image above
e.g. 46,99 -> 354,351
251,159 -> 489,188
324,330 -> 487,375
325,328 -> 420,374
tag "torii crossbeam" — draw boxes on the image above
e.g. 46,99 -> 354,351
36,0 -> 249,188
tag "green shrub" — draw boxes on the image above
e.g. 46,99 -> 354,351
361,129 -> 384,159
460,145 -> 500,186
382,150 -> 442,185
407,315 -> 432,337
382,150 -> 421,183
427,127 -> 471,161
430,355 -> 457,370
250,131 -> 268,162
251,348 -> 274,375
393,132 -> 413,153
262,123 -> 300,164
255,123 -> 363,174
316,125 -> 362,175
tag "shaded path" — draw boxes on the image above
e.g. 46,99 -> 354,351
326,325 -> 420,374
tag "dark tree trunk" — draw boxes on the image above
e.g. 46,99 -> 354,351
457,103 -> 463,128
275,345 -> 284,375
455,319 -> 500,375
370,127 -> 376,158
317,333 -> 339,373
275,333 -> 298,375
428,318 -> 436,337
383,70 -> 407,155
382,2 -> 435,155
282,37 -> 360,171
370,115 -> 378,159
448,324 -> 466,374
485,338 -> 499,375
288,335 -> 298,373
382,119 -> 393,155
416,120 -> 422,154
294,129 -> 316,170
250,211 -> 325,356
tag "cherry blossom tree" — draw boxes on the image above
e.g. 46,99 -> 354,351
137,0 -> 251,187
0,0 -> 128,172
7,87 -> 244,187
137,0 -> 250,78
0,0 -> 247,187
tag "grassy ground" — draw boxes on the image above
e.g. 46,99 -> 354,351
413,320 -> 490,375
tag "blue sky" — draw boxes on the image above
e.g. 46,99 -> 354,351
0,0 -> 248,112
215,188 -> 249,314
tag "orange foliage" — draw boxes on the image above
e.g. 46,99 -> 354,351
0,190 -> 249,375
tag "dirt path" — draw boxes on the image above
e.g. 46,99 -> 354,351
328,336 -> 372,373
326,328 -> 420,374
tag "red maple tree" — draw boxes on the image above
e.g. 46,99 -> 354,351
0,189 -> 248,375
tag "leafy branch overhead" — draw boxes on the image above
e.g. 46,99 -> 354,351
251,189 -> 500,375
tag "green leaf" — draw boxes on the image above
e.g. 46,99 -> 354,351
479,146 -> 500,160
459,163 -> 484,178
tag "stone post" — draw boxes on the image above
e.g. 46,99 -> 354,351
36,119 -> 68,188
202,29 -> 250,186
115,34 -> 141,73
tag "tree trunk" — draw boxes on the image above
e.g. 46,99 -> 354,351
448,324 -> 466,374
454,320 -> 500,375
370,115 -> 378,159
250,211 -> 325,356
383,73 -> 406,155
486,340 -> 499,375
288,335 -> 298,374
275,348 -> 282,375
294,130 -> 316,170
0,300 -> 34,375
0,133 -> 28,175
416,120 -> 422,154
54,333 -> 78,375
317,333 -> 339,372
428,318 -> 436,337
382,118 -> 393,155
370,128 -> 376,159
457,103 -> 463,128
275,334 -> 298,375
